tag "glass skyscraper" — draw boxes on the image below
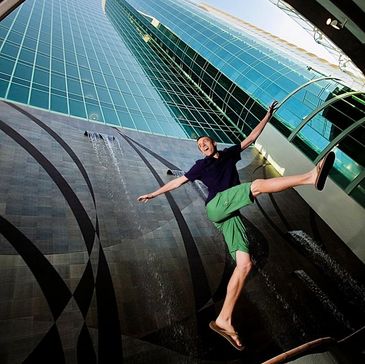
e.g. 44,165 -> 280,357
1,2 -> 364,363
0,0 -> 364,206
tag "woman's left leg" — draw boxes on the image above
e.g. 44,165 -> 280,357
214,250 -> 252,349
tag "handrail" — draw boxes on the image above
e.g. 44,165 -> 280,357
314,116 -> 365,164
274,76 -> 341,114
288,91 -> 364,141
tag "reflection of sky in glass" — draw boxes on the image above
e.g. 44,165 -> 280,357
334,147 -> 362,182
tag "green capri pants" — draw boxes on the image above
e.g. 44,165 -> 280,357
206,183 -> 254,260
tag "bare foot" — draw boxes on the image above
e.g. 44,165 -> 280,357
309,163 -> 322,185
308,154 -> 327,185
215,318 -> 243,349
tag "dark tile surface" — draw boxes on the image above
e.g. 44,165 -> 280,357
0,101 -> 364,363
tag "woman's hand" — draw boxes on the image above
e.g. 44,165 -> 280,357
137,193 -> 154,203
268,100 -> 278,115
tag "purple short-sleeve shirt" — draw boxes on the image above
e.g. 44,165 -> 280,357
184,144 -> 242,204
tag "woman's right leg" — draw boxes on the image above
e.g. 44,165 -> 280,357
251,170 -> 313,196
251,152 -> 334,197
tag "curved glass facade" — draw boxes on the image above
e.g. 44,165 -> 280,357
0,0 -> 364,206
120,0 -> 365,207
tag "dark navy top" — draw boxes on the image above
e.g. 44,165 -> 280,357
184,144 -> 241,204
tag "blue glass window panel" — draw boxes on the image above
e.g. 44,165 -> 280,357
51,88 -> 67,97
32,83 -> 48,93
40,31 -> 51,44
102,107 -> 119,125
99,100 -> 113,110
124,80 -> 141,95
12,21 -> 27,34
18,48 -> 35,64
33,68 -> 49,86
12,77 -> 30,87
22,36 -> 37,50
223,42 -> 242,55
239,51 -> 260,66
146,118 -> 163,134
277,77 -> 300,94
201,40 -> 219,53
51,94 -> 68,113
30,89 -> 49,109
282,70 -> 306,86
265,83 -> 287,101
82,83 -> 97,99
198,47 -> 214,59
219,61 -> 238,75
63,41 -> 73,52
69,99 -> 86,118
306,82 -> 322,95
8,83 -> 29,103
297,127 -> 327,153
67,78 -> 82,94
52,46 -> 64,60
114,78 -> 128,93
117,110 -> 135,129
52,31 -> 62,42
209,52 -> 226,66
66,63 -> 79,78
123,94 -> 139,110
52,36 -> 63,49
14,63 -> 32,81
160,121 -> 184,137
85,49 -> 97,61
6,31 -> 23,44
148,100 -> 165,115
0,79 -> 8,98
51,58 -> 65,73
135,96 -> 152,113
241,67 -> 264,85
0,56 -> 15,75
0,26 -> 8,40
77,55 -> 89,68
304,90 -> 323,109
104,75 -> 118,90
35,54 -> 49,69
89,58 -> 101,72
65,51 -> 77,64
85,103 -> 103,122
96,86 -> 112,104
38,41 -> 50,55
2,42 -> 19,58
29,16 -> 42,30
68,92 -> 83,102
132,115 -> 150,132
254,62 -> 276,78
52,42 -> 63,54
110,90 -> 126,108
93,73 -> 106,87
79,67 -> 93,82
51,74 -> 66,91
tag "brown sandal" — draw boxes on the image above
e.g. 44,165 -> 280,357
209,321 -> 245,351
